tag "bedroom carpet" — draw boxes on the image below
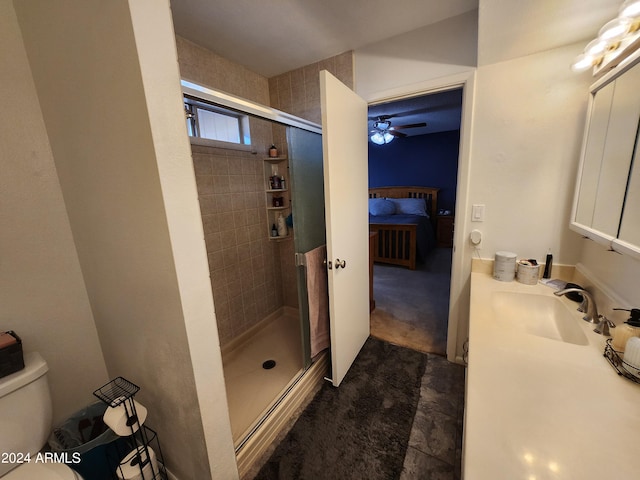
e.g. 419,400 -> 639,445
370,247 -> 452,356
253,337 -> 427,480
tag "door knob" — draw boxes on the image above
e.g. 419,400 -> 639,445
335,258 -> 346,269
325,260 -> 332,270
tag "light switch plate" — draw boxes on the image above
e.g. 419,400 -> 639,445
472,204 -> 485,222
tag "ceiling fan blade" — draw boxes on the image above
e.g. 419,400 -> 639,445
391,122 -> 427,130
368,114 -> 397,121
388,130 -> 407,138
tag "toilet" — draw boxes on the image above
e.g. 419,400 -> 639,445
0,352 -> 83,479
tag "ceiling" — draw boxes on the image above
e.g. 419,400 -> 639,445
169,0 -> 621,139
368,89 -> 463,138
170,0 -> 479,78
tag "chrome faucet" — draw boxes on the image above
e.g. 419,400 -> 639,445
554,287 -> 599,323
593,316 -> 615,336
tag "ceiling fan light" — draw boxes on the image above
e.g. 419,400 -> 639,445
370,131 -> 395,145
373,120 -> 391,131
370,132 -> 385,145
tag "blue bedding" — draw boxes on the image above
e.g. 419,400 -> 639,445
369,214 -> 436,262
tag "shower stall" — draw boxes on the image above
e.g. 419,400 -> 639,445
183,82 -> 326,454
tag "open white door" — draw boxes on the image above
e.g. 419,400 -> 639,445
320,70 -> 370,387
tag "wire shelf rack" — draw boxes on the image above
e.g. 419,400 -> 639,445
604,338 -> 640,384
92,377 -> 167,479
93,377 -> 140,407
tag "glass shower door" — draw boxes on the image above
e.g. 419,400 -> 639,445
287,127 -> 325,367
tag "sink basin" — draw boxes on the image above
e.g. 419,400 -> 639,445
491,292 -> 589,345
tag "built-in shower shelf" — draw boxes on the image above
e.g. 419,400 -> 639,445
264,154 -> 290,239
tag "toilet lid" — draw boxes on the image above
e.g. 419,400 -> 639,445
3,462 -> 82,480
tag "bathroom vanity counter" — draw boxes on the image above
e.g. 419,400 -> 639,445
464,272 -> 640,479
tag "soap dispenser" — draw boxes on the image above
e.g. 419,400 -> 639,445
611,308 -> 640,352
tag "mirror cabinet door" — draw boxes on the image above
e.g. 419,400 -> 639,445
615,131 -> 640,259
573,82 -> 614,233
571,58 -> 640,249
590,61 -> 640,237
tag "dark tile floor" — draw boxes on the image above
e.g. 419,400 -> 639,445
400,354 -> 466,480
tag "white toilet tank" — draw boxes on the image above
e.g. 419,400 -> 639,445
0,352 -> 53,477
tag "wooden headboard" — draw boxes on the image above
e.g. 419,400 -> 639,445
368,186 -> 439,220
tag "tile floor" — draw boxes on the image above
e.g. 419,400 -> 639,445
222,312 -> 304,444
400,354 -> 466,480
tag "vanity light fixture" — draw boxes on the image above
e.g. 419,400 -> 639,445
571,0 -> 640,72
620,0 -> 640,19
585,38 -> 608,56
598,17 -> 632,43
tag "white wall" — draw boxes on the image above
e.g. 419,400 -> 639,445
0,0 -> 108,423
473,0 -> 640,323
477,0 -> 620,66
578,242 -> 640,307
456,42 -> 592,352
467,43 -> 587,265
355,10 -> 478,101
128,1 -> 239,478
355,1 -> 625,359
14,0 -> 237,478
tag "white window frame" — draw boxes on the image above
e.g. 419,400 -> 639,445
184,94 -> 251,147
180,79 -> 321,134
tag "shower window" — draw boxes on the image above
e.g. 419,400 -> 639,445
184,95 -> 251,145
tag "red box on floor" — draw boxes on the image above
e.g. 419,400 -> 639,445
0,331 -> 24,379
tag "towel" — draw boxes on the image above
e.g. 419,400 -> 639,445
305,245 -> 330,358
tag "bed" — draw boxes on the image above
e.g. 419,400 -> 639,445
369,186 -> 439,270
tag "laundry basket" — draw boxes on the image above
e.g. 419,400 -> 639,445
49,401 -> 127,480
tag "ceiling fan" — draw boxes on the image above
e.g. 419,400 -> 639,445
369,114 -> 427,145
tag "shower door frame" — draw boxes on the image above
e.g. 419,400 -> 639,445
180,80 -> 323,371
181,80 -> 322,136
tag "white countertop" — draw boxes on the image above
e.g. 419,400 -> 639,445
464,272 -> 640,480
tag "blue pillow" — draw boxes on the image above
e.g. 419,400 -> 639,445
369,198 -> 396,216
389,198 -> 428,217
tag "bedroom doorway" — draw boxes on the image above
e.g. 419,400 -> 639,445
367,87 -> 462,357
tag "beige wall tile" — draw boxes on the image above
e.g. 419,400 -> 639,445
174,37 -> 347,346
268,51 -> 353,124
176,35 -> 269,104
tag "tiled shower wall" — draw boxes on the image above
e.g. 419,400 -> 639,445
176,36 -> 270,105
268,51 -> 354,124
175,36 -> 354,347
177,37 -> 295,346
192,132 -> 286,345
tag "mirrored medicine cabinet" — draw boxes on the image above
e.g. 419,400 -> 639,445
570,47 -> 640,260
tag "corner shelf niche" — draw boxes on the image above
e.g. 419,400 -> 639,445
264,156 -> 291,240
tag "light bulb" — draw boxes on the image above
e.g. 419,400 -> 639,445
598,18 -> 631,42
620,0 -> 640,20
370,132 -> 385,145
571,53 -> 595,72
584,38 -> 607,57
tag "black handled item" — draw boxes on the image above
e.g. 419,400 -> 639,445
613,308 -> 640,327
